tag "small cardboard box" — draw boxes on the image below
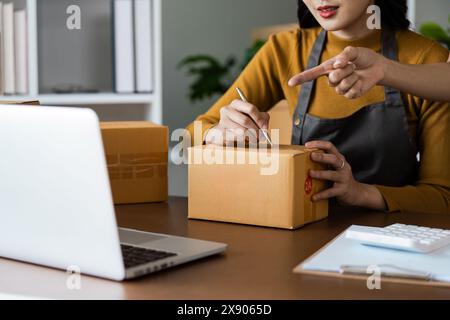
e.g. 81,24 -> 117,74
100,122 -> 168,204
188,145 -> 328,229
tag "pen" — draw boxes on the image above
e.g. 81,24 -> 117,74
340,264 -> 432,281
236,87 -> 273,146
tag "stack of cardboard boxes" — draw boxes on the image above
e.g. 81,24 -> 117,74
2,101 -> 169,205
5,101 -> 328,228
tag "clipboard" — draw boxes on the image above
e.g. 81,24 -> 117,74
293,226 -> 450,288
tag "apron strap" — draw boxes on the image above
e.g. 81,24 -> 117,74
382,29 -> 403,107
291,28 -> 404,145
291,29 -> 327,145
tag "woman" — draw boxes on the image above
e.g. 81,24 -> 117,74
288,46 -> 450,101
186,0 -> 450,214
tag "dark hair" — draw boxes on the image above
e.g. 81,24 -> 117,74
297,0 -> 410,30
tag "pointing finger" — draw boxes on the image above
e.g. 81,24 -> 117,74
288,59 -> 335,87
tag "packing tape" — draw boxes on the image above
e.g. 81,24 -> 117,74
106,152 -> 167,180
108,163 -> 167,180
106,152 -> 167,165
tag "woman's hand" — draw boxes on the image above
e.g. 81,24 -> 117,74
306,140 -> 386,210
288,46 -> 387,99
205,99 -> 270,146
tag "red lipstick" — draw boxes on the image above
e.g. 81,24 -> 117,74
318,5 -> 339,19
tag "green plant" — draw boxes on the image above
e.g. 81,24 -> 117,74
419,14 -> 450,49
177,55 -> 236,102
178,40 -> 266,103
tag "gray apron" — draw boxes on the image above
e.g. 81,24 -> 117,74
291,29 -> 418,186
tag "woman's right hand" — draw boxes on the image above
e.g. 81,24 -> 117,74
205,99 -> 270,146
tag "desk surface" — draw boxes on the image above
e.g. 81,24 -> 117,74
1,197 -> 450,300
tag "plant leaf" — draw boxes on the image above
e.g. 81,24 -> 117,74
178,40 -> 266,103
178,54 -> 235,102
420,22 -> 450,43
177,55 -> 222,70
240,39 -> 266,70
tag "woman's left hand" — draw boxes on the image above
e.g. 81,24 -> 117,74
305,140 -> 364,206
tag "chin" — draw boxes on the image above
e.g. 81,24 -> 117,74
316,20 -> 345,31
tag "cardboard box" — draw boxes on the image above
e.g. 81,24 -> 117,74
100,122 -> 168,204
188,145 -> 328,229
268,101 -> 292,145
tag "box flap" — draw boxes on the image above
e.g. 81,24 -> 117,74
189,144 -> 313,157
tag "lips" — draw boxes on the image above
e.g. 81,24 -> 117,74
318,5 -> 339,19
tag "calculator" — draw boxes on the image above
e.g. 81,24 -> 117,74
345,224 -> 450,253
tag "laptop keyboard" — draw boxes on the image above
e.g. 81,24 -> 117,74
121,244 -> 178,268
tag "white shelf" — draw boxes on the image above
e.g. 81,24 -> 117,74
7,0 -> 163,124
40,93 -> 156,105
0,93 -> 156,105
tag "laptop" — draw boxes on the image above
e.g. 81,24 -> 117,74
0,105 -> 227,281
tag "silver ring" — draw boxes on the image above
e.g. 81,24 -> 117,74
337,159 -> 345,170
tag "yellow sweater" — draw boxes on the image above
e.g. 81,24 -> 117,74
187,27 -> 450,214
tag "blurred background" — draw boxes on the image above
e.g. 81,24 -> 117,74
2,0 -> 448,196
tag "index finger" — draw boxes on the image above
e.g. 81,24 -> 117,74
288,59 -> 335,87
305,140 -> 343,159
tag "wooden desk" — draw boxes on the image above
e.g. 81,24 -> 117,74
1,197 -> 449,300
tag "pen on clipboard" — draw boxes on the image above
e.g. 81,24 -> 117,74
340,264 -> 432,281
236,87 -> 273,146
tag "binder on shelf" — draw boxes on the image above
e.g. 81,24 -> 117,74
2,2 -> 15,95
134,0 -> 154,93
14,9 -> 28,95
113,0 -> 135,93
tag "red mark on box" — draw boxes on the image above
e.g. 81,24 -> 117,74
305,176 -> 313,195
